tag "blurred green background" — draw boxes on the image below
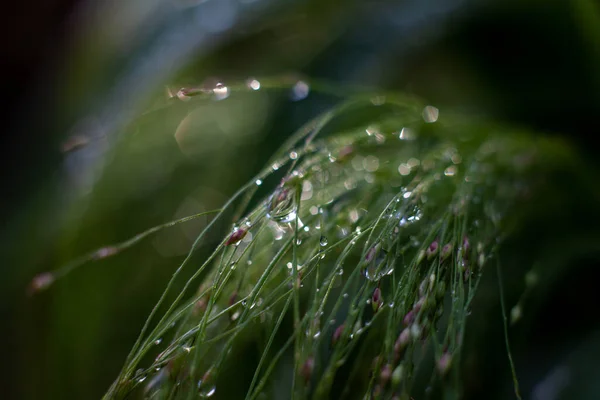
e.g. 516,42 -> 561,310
1,0 -> 600,398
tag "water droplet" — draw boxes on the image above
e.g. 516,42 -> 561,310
313,331 -> 321,339
290,81 -> 310,101
213,83 -> 229,101
320,236 -> 328,246
247,78 -> 261,90
398,163 -> 411,176
363,155 -> 380,172
154,338 -> 162,345
266,186 -> 298,223
289,151 -> 298,160
422,105 -> 439,123
444,165 -> 457,176
399,127 -> 415,140
364,251 -> 391,282
255,179 -> 262,186
199,386 -> 217,398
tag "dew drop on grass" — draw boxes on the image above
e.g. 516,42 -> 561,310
198,386 -> 216,398
320,236 -> 328,246
154,338 -> 162,345
247,78 -> 261,90
213,83 -> 229,101
422,105 -> 439,123
290,81 -> 310,101
266,186 -> 298,223
255,179 -> 262,186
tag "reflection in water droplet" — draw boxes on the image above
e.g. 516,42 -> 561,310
320,236 -> 328,246
154,338 -> 162,345
266,186 -> 298,223
255,179 -> 262,186
301,180 -> 313,201
364,249 -> 391,282
289,151 -> 298,160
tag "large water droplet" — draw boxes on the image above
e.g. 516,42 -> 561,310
319,236 -> 328,246
364,250 -> 392,282
266,186 -> 298,223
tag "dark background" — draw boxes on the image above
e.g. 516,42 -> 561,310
1,0 -> 599,398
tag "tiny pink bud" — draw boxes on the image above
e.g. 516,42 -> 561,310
225,228 -> 247,246
437,352 -> 452,376
276,187 -> 289,203
332,324 -> 344,345
440,243 -> 453,262
27,272 -> 55,295
413,297 -> 425,313
301,356 -> 315,385
394,328 -> 411,354
462,236 -> 470,254
372,287 -> 383,312
379,364 -> 392,386
403,309 -> 415,326
426,240 -> 439,259
194,298 -> 208,314
228,291 -> 238,306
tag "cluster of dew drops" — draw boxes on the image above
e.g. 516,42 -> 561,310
137,77 -> 511,399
